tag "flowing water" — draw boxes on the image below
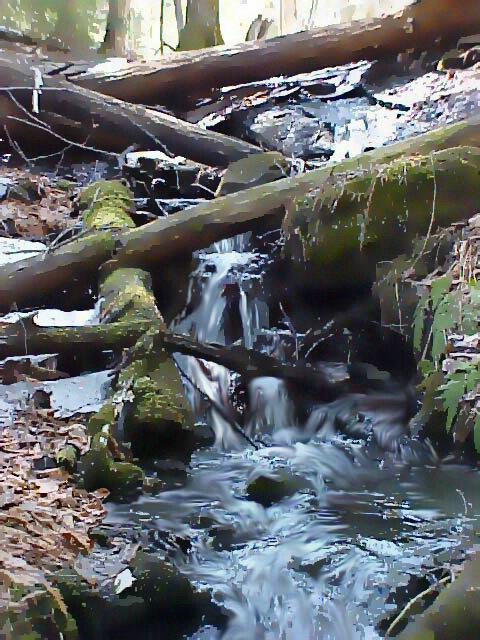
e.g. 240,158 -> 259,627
107,231 -> 480,639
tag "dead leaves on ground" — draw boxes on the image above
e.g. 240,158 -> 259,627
0,169 -> 76,238
0,409 -> 107,619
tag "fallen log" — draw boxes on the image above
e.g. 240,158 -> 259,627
77,181 -> 193,493
0,26 -> 69,52
0,318 -> 348,400
0,52 -> 259,166
396,552 -> 480,639
1,115 -> 480,312
282,146 -> 480,288
67,0 -> 480,105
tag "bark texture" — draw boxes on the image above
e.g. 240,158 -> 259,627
0,52 -> 259,165
1,115 -> 480,312
70,0 -> 480,104
99,0 -> 130,56
177,0 -> 224,51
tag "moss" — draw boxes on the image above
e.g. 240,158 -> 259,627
55,445 -> 78,472
87,402 -> 115,436
99,268 -> 161,324
283,147 -> 480,287
80,446 -> 144,498
117,348 -> 194,457
78,180 -> 135,230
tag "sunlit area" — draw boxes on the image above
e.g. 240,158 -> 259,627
0,1 -> 480,639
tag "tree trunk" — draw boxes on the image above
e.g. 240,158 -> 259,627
1,116 -> 480,312
174,0 -> 185,34
70,0 -> 480,105
78,181 -> 194,471
0,52 -> 259,165
177,0 -> 223,51
99,0 -> 130,56
51,0 -> 90,53
281,0 -> 297,34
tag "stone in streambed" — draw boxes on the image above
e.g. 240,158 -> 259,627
246,472 -> 306,507
58,552 -> 226,639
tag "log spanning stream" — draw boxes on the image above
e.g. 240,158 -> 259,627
2,57 -> 480,639
106,230 -> 480,639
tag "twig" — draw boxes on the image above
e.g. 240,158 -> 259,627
175,358 -> 262,449
279,302 -> 299,360
384,573 -> 452,637
3,124 -> 31,166
6,115 -> 119,159
411,154 -> 438,270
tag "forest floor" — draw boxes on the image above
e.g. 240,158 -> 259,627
1,46 -> 480,639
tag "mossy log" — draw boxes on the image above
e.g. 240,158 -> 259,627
0,319 -> 349,400
397,552 -> 480,640
2,116 -> 480,312
69,0 -> 480,105
282,146 -> 480,288
0,51 -> 258,166
78,182 -> 193,493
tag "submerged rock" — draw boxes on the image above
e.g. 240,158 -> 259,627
246,472 -> 306,507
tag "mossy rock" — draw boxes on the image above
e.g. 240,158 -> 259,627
79,429 -> 144,499
246,472 -> 306,507
56,444 -> 79,472
57,553 -> 226,639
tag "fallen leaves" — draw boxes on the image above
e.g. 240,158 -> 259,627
0,168 -> 75,239
0,409 -> 107,620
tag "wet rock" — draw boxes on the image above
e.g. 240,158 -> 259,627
245,472 -> 305,507
58,552 -> 226,640
216,151 -> 290,196
246,106 -> 334,160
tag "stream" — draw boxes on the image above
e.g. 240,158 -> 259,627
1,60 -> 480,640
105,230 -> 480,639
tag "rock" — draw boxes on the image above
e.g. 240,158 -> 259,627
437,46 -> 480,70
79,426 -> 144,500
247,106 -> 334,160
246,472 -> 305,507
58,553 -> 226,639
216,151 -> 290,196
7,178 -> 42,204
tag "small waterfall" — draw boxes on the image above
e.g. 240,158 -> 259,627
173,233 -> 274,449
